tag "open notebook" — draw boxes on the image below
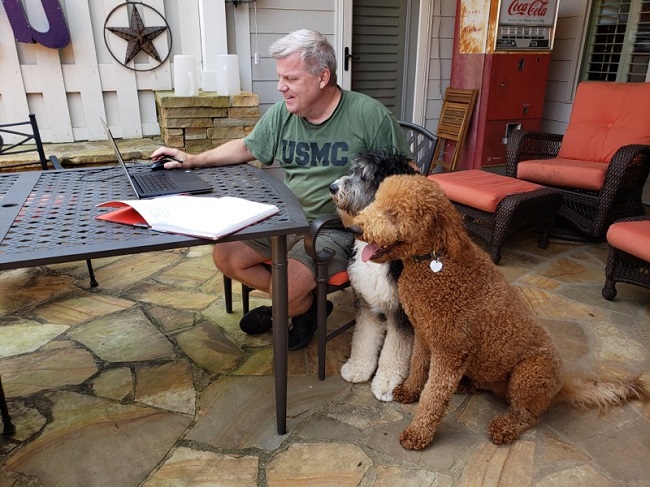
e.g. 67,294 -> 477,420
96,195 -> 279,240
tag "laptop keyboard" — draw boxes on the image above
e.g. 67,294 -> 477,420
135,173 -> 177,192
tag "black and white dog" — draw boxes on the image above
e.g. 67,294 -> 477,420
330,149 -> 416,401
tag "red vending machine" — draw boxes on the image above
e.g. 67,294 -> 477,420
450,0 -> 560,169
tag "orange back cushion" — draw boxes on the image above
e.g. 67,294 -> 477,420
557,82 -> 650,164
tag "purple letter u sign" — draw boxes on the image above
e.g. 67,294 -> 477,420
2,0 -> 70,48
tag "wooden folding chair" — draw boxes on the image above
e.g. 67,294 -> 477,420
432,88 -> 477,172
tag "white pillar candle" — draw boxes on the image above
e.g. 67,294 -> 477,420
174,55 -> 198,96
216,54 -> 241,96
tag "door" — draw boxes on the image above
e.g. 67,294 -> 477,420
342,0 -> 418,120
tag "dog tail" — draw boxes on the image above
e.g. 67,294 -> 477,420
555,374 -> 650,410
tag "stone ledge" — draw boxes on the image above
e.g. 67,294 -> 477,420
155,90 -> 259,109
155,90 -> 260,151
0,138 -> 163,169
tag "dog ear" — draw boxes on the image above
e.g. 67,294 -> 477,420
421,179 -> 470,259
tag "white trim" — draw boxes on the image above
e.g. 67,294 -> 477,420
412,0 -> 434,124
570,0 -> 591,101
336,0 -> 352,89
199,0 -> 228,72
234,5 -> 253,92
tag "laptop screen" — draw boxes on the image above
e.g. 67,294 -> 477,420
100,118 -> 142,197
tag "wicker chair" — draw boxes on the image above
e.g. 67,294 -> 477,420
602,216 -> 650,300
506,81 -> 650,241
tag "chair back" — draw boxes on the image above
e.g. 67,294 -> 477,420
432,88 -> 477,171
399,120 -> 437,175
0,114 -> 61,171
558,81 -> 650,164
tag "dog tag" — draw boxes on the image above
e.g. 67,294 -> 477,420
429,259 -> 443,273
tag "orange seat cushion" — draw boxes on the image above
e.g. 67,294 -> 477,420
516,158 -> 608,191
606,219 -> 650,262
265,259 -> 348,286
557,81 -> 650,164
328,270 -> 349,287
428,170 -> 543,213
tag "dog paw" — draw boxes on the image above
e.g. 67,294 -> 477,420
392,384 -> 420,404
487,416 -> 518,445
399,426 -> 433,450
340,360 -> 375,383
371,374 -> 404,402
371,383 -> 393,402
393,384 -> 420,404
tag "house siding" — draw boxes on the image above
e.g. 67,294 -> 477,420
541,0 -> 590,134
245,0 -> 336,113
421,0 -> 456,135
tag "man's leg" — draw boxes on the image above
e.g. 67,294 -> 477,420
212,240 -> 315,317
213,230 -> 350,350
213,240 -> 272,293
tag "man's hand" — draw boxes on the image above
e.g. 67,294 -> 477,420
150,147 -> 189,169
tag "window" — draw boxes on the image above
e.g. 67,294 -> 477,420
581,0 -> 650,82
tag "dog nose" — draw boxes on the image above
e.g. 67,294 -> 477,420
349,224 -> 363,237
329,183 -> 339,194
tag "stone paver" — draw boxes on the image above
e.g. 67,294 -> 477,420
143,447 -> 259,487
267,442 -> 371,486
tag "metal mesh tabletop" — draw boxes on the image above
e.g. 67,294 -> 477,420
0,163 -> 308,269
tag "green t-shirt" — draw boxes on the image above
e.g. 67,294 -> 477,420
243,89 -> 411,221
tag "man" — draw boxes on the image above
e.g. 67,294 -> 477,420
151,29 -> 411,350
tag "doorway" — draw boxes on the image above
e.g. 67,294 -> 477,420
346,0 -> 419,120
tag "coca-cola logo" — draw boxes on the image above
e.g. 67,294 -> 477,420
508,0 -> 549,17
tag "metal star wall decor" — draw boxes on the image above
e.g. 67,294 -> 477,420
103,2 -> 172,72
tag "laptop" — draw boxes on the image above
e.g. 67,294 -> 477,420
101,119 -> 212,199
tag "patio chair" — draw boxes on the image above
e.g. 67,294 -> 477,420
224,121 -> 436,379
602,215 -> 650,300
0,114 -> 98,286
0,114 -> 62,171
399,120 -> 437,175
505,81 -> 650,240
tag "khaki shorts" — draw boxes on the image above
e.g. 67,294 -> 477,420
244,229 -> 354,278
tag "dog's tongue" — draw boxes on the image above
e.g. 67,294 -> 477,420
361,243 -> 382,262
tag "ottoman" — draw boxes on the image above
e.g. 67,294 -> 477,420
428,170 -> 563,263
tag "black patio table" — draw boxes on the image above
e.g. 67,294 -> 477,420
0,162 -> 309,435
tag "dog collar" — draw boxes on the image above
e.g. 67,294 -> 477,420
412,249 -> 445,273
412,249 -> 444,263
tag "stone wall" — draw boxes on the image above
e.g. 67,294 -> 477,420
155,91 -> 260,153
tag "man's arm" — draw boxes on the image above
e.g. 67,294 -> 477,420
150,138 -> 254,169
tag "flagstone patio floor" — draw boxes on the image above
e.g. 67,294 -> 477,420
0,229 -> 648,487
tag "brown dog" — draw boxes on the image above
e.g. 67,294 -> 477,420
351,174 -> 649,450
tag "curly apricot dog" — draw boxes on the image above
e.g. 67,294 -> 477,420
351,174 -> 649,450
